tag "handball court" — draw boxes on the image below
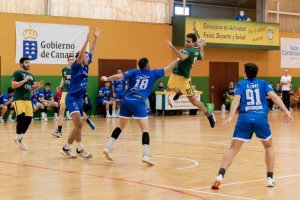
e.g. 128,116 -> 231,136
0,112 -> 299,200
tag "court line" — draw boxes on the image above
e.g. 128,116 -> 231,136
191,172 -> 300,190
111,154 -> 199,170
0,160 -> 209,200
0,173 -> 20,178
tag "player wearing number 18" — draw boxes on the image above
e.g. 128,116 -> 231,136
100,57 -> 179,166
211,63 -> 293,190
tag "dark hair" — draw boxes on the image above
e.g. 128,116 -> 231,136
75,51 -> 88,58
244,63 -> 258,79
68,54 -> 74,59
45,83 -> 51,87
19,57 -> 30,64
138,57 -> 149,70
7,87 -> 14,94
186,33 -> 197,42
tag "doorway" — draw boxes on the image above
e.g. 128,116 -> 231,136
209,62 -> 239,110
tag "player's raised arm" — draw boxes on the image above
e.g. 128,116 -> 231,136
101,74 -> 124,82
90,27 -> 100,55
76,32 -> 90,64
166,40 -> 189,61
163,58 -> 180,73
196,38 -> 206,60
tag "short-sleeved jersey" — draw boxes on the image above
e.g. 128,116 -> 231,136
0,94 -> 4,105
38,89 -> 53,101
98,87 -> 112,101
235,78 -> 273,115
68,53 -> 92,99
112,79 -> 127,93
123,68 -> 164,99
1,93 -> 13,104
12,70 -> 34,101
172,47 -> 202,79
61,67 -> 71,92
31,91 -> 39,101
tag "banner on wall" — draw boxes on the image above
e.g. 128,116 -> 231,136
280,38 -> 300,68
172,17 -> 280,49
16,22 -> 89,64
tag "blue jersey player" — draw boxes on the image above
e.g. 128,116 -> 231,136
112,69 -> 128,116
212,63 -> 293,189
101,57 -> 179,165
60,27 -> 99,159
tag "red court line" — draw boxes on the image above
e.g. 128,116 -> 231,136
0,160 -> 209,200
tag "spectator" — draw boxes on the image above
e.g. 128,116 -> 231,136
280,69 -> 292,110
112,69 -> 128,117
0,87 -> 15,122
54,86 -> 62,104
235,10 -> 251,21
38,83 -> 59,121
223,81 -> 235,110
98,82 -> 117,118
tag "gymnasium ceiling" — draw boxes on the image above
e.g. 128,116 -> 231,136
175,0 -> 256,9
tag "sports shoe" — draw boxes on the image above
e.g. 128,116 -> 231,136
8,118 -> 16,123
0,119 -> 5,123
207,113 -> 216,128
173,92 -> 182,101
266,177 -> 276,187
111,114 -> 118,118
52,130 -> 62,138
76,148 -> 93,159
211,176 -> 223,189
142,154 -> 155,166
86,119 -> 96,130
14,138 -> 28,151
53,116 -> 58,120
60,147 -> 77,159
106,114 -> 112,118
103,148 -> 114,161
42,117 -> 48,122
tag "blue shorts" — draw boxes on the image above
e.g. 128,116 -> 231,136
115,91 -> 124,101
119,96 -> 147,119
66,95 -> 83,116
233,114 -> 271,141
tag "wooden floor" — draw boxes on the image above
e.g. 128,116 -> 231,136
0,111 -> 299,200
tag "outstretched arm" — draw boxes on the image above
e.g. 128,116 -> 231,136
76,33 -> 90,64
101,74 -> 124,82
268,91 -> 293,122
223,95 -> 241,126
163,58 -> 180,73
90,27 -> 100,55
166,40 -> 189,61
196,38 -> 206,60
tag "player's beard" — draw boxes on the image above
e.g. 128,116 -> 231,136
22,65 -> 30,71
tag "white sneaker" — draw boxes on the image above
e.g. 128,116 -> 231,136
106,114 -> 112,118
76,148 -> 93,159
42,117 -> 48,122
103,148 -> 114,161
53,116 -> 58,121
142,154 -> 154,166
66,116 -> 72,120
266,177 -> 276,187
111,114 -> 118,118
0,119 -> 5,123
8,118 -> 16,123
14,138 -> 28,151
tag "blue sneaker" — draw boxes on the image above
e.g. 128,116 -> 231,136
86,119 -> 96,130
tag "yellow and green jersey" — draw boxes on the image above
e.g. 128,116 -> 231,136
61,67 -> 71,92
12,70 -> 34,101
172,47 -> 202,79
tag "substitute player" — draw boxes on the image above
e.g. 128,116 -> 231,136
167,33 -> 216,128
211,63 -> 293,189
112,69 -> 128,117
101,57 -> 179,166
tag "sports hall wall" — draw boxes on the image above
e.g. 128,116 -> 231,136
1,13 -> 300,106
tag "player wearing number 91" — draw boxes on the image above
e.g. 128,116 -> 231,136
100,57 -> 179,166
211,63 -> 293,190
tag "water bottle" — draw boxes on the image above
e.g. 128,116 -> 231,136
221,104 -> 226,112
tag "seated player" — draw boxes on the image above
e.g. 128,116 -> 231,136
112,69 -> 128,117
98,81 -> 117,118
32,90 -> 45,119
0,87 -> 15,122
38,83 -> 59,121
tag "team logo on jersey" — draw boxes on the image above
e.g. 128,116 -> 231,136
23,27 -> 38,60
267,29 -> 273,40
